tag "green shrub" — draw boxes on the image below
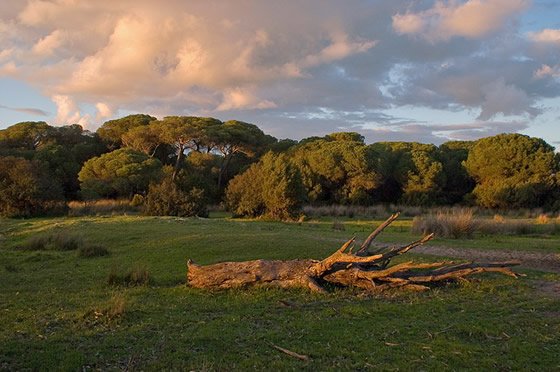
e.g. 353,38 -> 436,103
464,134 -> 559,209
78,148 -> 162,199
225,163 -> 265,217
0,156 -> 67,218
225,152 -> 304,220
143,178 -> 208,217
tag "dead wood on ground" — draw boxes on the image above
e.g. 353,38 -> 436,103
187,213 -> 520,293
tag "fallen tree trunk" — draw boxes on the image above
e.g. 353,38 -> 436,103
187,213 -> 520,292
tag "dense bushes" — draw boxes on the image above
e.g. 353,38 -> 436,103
2,117 -> 560,219
226,152 -> 304,220
143,177 -> 208,217
78,148 -> 162,199
0,156 -> 67,217
465,134 -> 559,209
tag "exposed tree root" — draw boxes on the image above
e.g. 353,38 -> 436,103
187,213 -> 520,292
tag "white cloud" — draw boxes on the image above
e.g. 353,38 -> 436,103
217,87 -> 277,111
393,0 -> 530,42
534,64 -> 560,79
32,29 -> 66,56
95,102 -> 113,121
478,79 -> 540,120
0,62 -> 17,75
0,0 -> 558,143
52,94 -> 91,127
528,28 -> 560,43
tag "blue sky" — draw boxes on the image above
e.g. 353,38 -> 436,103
0,0 -> 559,147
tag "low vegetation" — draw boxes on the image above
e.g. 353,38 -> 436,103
144,177 -> 208,217
107,264 -> 151,286
68,199 -> 140,216
18,230 -> 109,258
0,215 -> 559,369
413,208 -> 560,238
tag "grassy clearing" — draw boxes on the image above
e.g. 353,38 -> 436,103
0,215 -> 559,370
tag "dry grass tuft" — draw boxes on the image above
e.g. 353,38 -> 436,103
414,210 -> 560,238
493,214 -> 505,223
20,231 -> 84,251
535,214 -> 550,225
107,264 -> 152,286
78,244 -> 110,258
68,199 -> 140,217
412,208 -> 476,239
20,231 -> 110,258
106,293 -> 127,319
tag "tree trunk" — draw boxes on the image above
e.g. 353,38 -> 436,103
187,213 -> 520,293
172,144 -> 185,181
217,153 -> 232,191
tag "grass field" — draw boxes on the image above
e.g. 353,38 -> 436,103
1,215 -> 559,370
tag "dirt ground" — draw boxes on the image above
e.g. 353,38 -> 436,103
415,245 -> 560,298
415,245 -> 560,274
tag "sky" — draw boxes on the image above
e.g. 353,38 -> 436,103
0,0 -> 559,146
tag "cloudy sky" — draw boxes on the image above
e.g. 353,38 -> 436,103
0,0 -> 559,146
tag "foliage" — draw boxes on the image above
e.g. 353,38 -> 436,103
0,156 -> 66,217
183,152 -> 221,201
78,148 -> 163,199
97,114 -> 156,149
226,152 -> 304,220
0,121 -> 51,150
121,125 -> 161,156
0,123 -> 106,199
464,134 -> 560,209
368,142 -> 445,205
225,162 -> 265,217
260,153 -> 305,220
143,177 -> 208,217
292,138 -> 380,205
2,117 -> 560,212
214,120 -> 274,189
438,141 -> 475,204
325,131 -> 365,143
152,116 -> 223,180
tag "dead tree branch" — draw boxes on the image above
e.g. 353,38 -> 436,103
187,214 -> 520,292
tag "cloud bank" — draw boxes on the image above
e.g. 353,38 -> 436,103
0,0 -> 559,143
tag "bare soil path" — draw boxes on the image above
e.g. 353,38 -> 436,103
415,245 -> 560,273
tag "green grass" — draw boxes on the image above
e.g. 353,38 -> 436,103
0,215 -> 559,370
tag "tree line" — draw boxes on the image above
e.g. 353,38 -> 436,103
1,115 -> 559,218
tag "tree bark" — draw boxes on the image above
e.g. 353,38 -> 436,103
187,213 -> 520,293
172,144 -> 185,181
